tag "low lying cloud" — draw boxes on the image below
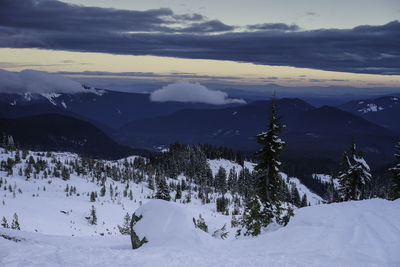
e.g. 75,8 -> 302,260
150,82 -> 246,105
0,69 -> 85,94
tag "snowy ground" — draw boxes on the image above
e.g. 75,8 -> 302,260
1,149 -> 399,266
1,198 -> 399,267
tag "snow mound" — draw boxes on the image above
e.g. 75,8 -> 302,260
250,198 -> 400,266
1,199 -> 399,266
134,200 -> 211,248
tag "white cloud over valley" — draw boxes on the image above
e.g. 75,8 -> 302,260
0,69 -> 85,94
150,81 -> 246,105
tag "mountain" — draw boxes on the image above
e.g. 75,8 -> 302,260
0,114 -> 137,159
338,96 -> 400,133
0,89 -> 244,128
119,98 -> 397,169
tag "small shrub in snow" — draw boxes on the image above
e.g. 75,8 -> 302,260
11,213 -> 20,230
86,206 -> 97,225
118,213 -> 131,235
193,214 -> 208,233
212,224 -> 229,239
1,216 -> 9,228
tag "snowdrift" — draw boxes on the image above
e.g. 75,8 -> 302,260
1,199 -> 399,267
133,200 -> 213,248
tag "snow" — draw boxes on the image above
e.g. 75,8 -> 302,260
207,159 -> 254,176
40,93 -> 61,106
1,148 -> 399,266
281,173 -> 323,205
134,200 -> 212,248
1,199 -> 399,266
313,173 -> 339,188
358,103 -> 384,114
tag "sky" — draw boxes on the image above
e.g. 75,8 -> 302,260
0,0 -> 399,92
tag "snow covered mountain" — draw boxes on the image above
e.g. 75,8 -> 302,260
0,87 -> 244,129
339,96 -> 400,132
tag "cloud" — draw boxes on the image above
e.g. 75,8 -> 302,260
0,69 -> 85,94
0,0 -> 399,74
150,81 -> 246,105
246,23 -> 299,31
0,0 -> 218,34
180,20 -> 235,33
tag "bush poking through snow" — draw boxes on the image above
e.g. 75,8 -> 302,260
86,206 -> 97,225
1,216 -> 9,228
212,223 -> 229,239
118,213 -> 131,235
193,214 -> 208,233
11,213 -> 20,230
130,213 -> 147,249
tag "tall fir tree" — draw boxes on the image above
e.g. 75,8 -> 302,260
389,142 -> 400,200
11,213 -> 20,230
338,140 -> 372,201
215,166 -> 227,195
243,95 -> 286,235
88,205 -> 97,225
155,177 -> 171,201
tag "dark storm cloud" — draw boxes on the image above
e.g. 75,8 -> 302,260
0,0 -> 399,75
180,20 -> 235,33
247,23 -> 300,31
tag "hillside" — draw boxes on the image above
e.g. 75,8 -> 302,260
118,99 -> 397,170
0,146 -> 398,266
0,114 -> 134,159
339,96 -> 400,133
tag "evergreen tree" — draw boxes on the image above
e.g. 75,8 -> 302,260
338,141 -> 372,201
61,166 -> 70,181
290,185 -> 301,207
148,176 -> 155,190
100,184 -> 106,197
389,142 -> 400,200
90,191 -> 96,202
300,193 -> 308,207
216,196 -> 228,213
215,166 -> 227,195
88,205 -> 97,225
11,213 -> 20,230
1,216 -> 9,228
228,167 -> 238,193
175,184 -> 182,200
118,213 -> 131,235
155,177 -> 171,201
243,96 -> 286,235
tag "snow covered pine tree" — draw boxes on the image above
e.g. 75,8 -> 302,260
389,142 -> 400,199
243,95 -> 289,236
338,140 -> 372,201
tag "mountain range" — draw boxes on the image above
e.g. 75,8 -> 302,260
0,88 -> 398,171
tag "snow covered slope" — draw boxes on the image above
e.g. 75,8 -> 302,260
1,148 -> 398,266
1,198 -> 399,267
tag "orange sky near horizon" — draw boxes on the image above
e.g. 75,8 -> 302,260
1,48 -> 400,88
